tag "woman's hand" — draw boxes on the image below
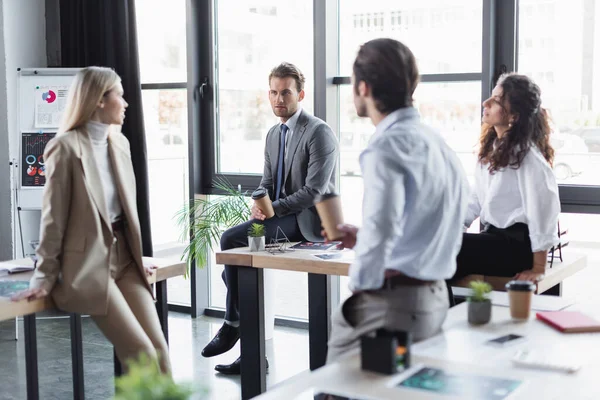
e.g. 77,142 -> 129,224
513,269 -> 545,283
322,224 -> 359,249
11,288 -> 48,302
514,250 -> 548,283
142,259 -> 158,277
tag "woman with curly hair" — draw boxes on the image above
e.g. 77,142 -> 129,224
451,73 -> 560,288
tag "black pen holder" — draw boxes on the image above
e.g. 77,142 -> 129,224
360,329 -> 411,375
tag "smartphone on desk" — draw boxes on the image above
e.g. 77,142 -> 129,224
486,334 -> 526,347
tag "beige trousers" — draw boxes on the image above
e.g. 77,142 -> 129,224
91,229 -> 171,375
326,280 -> 449,363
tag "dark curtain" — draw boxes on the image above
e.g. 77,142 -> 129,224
58,0 -> 153,256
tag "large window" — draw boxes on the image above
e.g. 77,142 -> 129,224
206,1 -> 314,318
519,0 -> 600,185
214,1 -> 314,175
339,0 -> 482,75
136,0 -> 190,306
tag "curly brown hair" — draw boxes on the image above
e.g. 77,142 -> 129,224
479,73 -> 554,172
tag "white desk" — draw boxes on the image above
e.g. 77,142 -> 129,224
257,298 -> 600,399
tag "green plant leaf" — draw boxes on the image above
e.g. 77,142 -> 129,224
468,280 -> 492,302
176,178 -> 252,276
113,354 -> 205,400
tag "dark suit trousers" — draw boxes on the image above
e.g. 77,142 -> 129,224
447,223 -> 534,306
220,214 -> 305,322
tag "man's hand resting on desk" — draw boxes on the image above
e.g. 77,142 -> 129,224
250,204 -> 267,221
322,223 -> 359,249
11,288 -> 48,302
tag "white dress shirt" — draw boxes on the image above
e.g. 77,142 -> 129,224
86,121 -> 123,222
464,144 -> 560,252
349,108 -> 470,291
279,106 -> 302,159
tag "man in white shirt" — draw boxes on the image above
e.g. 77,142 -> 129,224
325,39 -> 470,362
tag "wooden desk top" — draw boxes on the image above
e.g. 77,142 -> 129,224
257,299 -> 600,399
0,256 -> 186,322
216,245 -> 352,276
217,247 -> 587,288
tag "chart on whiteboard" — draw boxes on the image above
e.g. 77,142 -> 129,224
21,132 -> 56,187
34,85 -> 69,128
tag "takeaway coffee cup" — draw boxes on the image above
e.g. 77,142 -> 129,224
505,280 -> 536,321
314,193 -> 344,241
251,188 -> 275,219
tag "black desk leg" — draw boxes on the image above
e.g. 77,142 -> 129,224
238,266 -> 266,399
69,313 -> 85,400
308,273 -> 330,371
544,283 -> 562,296
155,280 -> 169,344
24,314 -> 39,400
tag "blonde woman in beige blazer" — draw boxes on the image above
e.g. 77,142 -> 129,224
12,67 -> 170,374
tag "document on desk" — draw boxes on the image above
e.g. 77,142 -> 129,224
0,281 -> 30,298
0,263 -> 34,277
392,365 -> 522,399
312,250 -> 355,262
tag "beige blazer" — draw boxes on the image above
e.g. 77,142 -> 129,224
30,128 -> 152,315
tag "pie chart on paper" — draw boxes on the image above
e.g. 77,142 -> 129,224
42,90 -> 57,103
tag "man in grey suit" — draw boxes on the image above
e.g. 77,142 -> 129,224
202,62 -> 339,375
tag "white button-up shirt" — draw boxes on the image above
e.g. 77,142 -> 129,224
349,108 -> 470,291
464,145 -> 560,252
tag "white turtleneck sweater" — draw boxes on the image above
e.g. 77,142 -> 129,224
86,121 -> 123,222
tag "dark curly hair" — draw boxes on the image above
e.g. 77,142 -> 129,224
479,73 -> 554,172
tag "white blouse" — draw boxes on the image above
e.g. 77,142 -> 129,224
464,145 -> 560,252
86,121 -> 123,222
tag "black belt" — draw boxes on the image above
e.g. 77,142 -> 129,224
382,273 -> 436,290
484,223 -> 530,243
112,219 -> 126,232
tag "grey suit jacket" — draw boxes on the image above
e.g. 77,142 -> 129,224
259,109 -> 339,242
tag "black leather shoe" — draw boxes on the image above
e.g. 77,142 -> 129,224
215,356 -> 269,375
201,323 -> 240,357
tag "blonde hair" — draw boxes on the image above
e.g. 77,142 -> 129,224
59,66 -> 121,133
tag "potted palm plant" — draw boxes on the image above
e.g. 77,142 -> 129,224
467,280 -> 492,325
248,223 -> 266,252
176,178 -> 251,274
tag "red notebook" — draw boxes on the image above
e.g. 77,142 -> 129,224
536,311 -> 600,333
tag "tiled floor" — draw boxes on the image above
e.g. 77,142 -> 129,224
0,313 -> 309,400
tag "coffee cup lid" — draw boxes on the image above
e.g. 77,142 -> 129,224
505,280 -> 536,292
252,187 -> 268,200
314,192 -> 339,204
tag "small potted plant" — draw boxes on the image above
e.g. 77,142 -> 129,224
113,354 -> 205,399
467,280 -> 492,325
248,223 -> 266,252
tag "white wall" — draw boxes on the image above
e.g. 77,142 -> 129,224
0,0 -> 46,260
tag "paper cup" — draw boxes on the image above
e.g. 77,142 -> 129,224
505,280 -> 535,321
314,193 -> 344,240
252,188 -> 275,219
